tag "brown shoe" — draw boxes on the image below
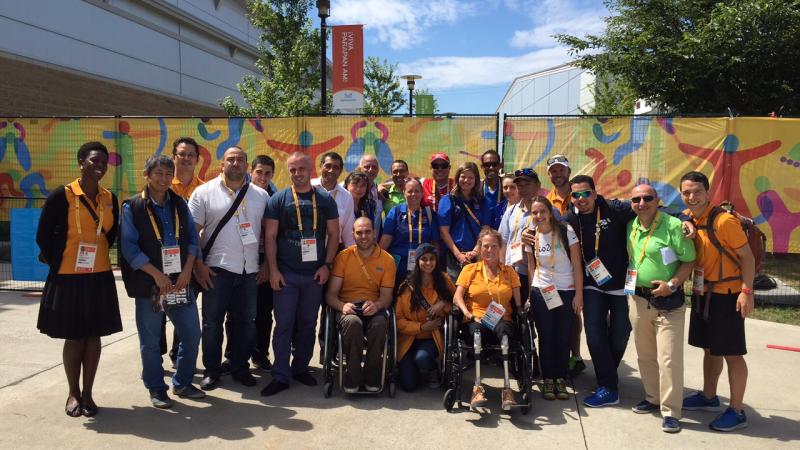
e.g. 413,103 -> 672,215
502,388 -> 516,411
470,385 -> 488,408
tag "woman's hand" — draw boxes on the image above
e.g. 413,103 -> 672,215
572,291 -> 584,315
456,252 -> 471,265
421,317 -> 443,332
428,301 -> 447,318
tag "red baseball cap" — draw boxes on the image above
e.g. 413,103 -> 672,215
430,153 -> 450,163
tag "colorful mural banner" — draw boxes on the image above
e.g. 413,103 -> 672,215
503,116 -> 800,253
332,25 -> 365,114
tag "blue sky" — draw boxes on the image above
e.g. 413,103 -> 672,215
324,0 -> 609,114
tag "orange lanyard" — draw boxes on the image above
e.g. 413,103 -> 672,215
462,199 -> 480,225
141,190 -> 180,245
481,262 -> 504,302
291,186 -> 317,237
407,206 -> 423,244
629,212 -> 660,269
578,208 -> 601,262
353,246 -> 379,288
73,189 -> 104,242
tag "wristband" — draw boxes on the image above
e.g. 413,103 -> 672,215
741,287 -> 753,295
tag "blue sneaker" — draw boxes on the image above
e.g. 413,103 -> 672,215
682,391 -> 722,411
632,399 -> 660,414
662,416 -> 681,433
710,407 -> 748,432
583,387 -> 620,408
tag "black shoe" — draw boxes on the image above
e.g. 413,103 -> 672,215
232,372 -> 257,387
150,390 -> 174,409
221,360 -> 232,376
261,379 -> 290,396
292,371 -> 318,386
200,375 -> 220,391
252,357 -> 273,372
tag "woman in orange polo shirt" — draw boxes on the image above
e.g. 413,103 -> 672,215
395,243 -> 454,391
36,141 -> 122,418
453,227 -> 522,410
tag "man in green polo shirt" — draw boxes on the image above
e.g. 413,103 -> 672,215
380,160 -> 409,215
625,184 -> 695,434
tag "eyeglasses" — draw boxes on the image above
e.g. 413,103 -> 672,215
431,163 -> 450,170
482,162 -> 499,168
571,190 -> 593,199
631,195 -> 655,204
175,152 -> 197,159
546,155 -> 569,166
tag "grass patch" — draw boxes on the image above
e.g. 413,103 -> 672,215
750,304 -> 800,326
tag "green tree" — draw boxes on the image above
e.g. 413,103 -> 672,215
582,77 -> 638,115
219,0 -> 323,116
412,88 -> 439,114
557,0 -> 800,115
362,56 -> 406,115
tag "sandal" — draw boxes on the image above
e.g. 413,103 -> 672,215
81,398 -> 99,417
65,396 -> 82,418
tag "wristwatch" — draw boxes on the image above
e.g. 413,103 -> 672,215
667,280 -> 678,293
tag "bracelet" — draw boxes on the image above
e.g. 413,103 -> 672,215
741,287 -> 754,295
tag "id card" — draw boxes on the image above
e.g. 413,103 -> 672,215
587,257 -> 612,286
161,246 -> 181,275
540,285 -> 563,310
301,238 -> 318,262
480,301 -> 506,330
407,248 -> 417,272
661,247 -> 678,265
624,268 -> 638,295
238,221 -> 258,245
509,241 -> 524,265
75,242 -> 98,273
692,267 -> 705,295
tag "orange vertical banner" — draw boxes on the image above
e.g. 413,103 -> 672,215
332,24 -> 364,113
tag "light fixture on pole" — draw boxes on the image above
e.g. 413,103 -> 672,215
317,0 -> 330,114
400,74 -> 422,116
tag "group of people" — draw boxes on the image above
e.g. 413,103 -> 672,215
36,139 -> 755,434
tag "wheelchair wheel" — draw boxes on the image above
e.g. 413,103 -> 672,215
323,381 -> 333,398
443,388 -> 456,412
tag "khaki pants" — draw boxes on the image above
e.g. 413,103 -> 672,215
628,295 -> 685,419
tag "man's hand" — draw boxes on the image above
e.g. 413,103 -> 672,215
173,269 -> 192,293
270,268 -> 285,291
342,302 -> 356,315
154,272 -> 173,295
256,262 -> 269,285
682,220 -> 697,239
193,263 -> 216,290
421,317 -> 443,332
736,292 -> 754,318
456,252 -> 471,265
650,280 -> 672,298
521,228 -> 536,246
314,265 -> 330,285
362,300 -> 379,316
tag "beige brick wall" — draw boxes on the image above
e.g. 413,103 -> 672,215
0,56 -> 225,117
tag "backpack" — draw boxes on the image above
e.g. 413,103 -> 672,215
696,202 -> 767,281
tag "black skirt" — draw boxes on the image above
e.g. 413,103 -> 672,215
37,271 -> 123,339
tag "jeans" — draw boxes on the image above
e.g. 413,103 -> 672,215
272,271 -> 323,384
398,339 -> 438,392
531,288 -> 575,380
223,280 -> 274,362
201,268 -> 257,378
583,289 -> 631,391
135,297 -> 200,392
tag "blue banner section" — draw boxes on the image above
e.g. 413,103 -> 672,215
11,208 -> 49,282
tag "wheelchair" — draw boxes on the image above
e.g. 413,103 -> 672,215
321,304 -> 398,398
441,306 -> 538,413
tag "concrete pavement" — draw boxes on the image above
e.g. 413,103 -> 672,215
1,273 -> 798,449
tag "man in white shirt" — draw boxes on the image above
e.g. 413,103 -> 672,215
189,146 -> 269,391
358,154 -> 384,230
312,152 -> 355,248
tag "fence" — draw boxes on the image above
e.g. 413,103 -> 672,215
0,115 -> 797,301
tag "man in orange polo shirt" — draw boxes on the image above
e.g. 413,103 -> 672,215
326,217 -> 396,393
679,171 -> 755,432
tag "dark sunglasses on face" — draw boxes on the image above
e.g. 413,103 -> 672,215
482,162 -> 499,168
431,163 -> 449,170
571,190 -> 593,199
631,195 -> 655,204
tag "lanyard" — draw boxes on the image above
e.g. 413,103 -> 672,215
462,199 -> 480,225
73,188 -> 104,242
353,245 -> 379,289
407,206 -> 423,244
578,207 -> 601,263
481,262 -> 503,302
433,183 -> 448,212
629,212 -> 660,269
142,190 -> 180,244
291,186 -> 317,236
511,203 -> 534,242
535,231 -> 556,282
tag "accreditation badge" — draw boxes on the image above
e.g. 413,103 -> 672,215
407,248 -> 417,272
161,246 -> 182,275
75,242 -> 98,273
509,241 -> 524,265
480,301 -> 506,330
238,221 -> 258,245
692,267 -> 705,295
301,238 -> 318,262
587,257 -> 612,286
624,268 -> 638,295
540,285 -> 563,310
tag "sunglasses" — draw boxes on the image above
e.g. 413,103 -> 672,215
631,195 -> 655,203
571,190 -> 593,199
482,162 -> 499,168
431,163 -> 450,170
546,155 -> 569,166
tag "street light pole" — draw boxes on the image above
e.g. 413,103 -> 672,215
317,1 -> 330,114
400,74 -> 422,116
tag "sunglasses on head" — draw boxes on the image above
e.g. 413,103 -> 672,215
514,167 -> 537,178
431,163 -> 449,170
547,155 -> 568,166
631,195 -> 655,203
571,189 -> 592,199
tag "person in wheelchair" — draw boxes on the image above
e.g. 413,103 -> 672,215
396,243 -> 455,391
453,227 -> 523,410
326,217 -> 397,393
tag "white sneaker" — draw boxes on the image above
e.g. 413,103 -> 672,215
364,385 -> 381,393
343,385 -> 359,394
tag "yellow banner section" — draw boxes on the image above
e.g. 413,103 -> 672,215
504,117 -> 800,253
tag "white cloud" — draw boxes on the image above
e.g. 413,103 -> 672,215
398,46 -> 572,91
509,0 -> 606,49
330,0 -> 475,50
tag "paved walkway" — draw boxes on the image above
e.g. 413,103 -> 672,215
1,274 -> 798,449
